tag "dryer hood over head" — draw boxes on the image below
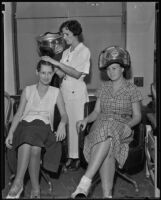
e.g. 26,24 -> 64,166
36,32 -> 65,58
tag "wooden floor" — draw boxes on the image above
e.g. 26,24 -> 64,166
2,161 -> 155,199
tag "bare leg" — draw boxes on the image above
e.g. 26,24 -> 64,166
28,146 -> 41,193
6,144 -> 31,197
99,152 -> 115,198
14,143 -> 31,183
71,138 -> 112,198
84,138 -> 112,179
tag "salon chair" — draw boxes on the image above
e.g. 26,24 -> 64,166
79,100 -> 145,194
4,92 -> 14,186
5,94 -> 61,193
4,92 -> 12,136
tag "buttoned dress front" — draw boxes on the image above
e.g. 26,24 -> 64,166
60,42 -> 90,158
83,80 -> 142,168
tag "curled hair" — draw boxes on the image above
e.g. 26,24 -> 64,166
59,20 -> 82,36
37,60 -> 55,72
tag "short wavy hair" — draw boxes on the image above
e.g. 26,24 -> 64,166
59,20 -> 82,36
37,60 -> 55,72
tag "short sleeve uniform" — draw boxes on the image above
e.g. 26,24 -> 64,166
60,42 -> 90,102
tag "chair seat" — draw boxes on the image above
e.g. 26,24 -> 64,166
129,139 -> 138,148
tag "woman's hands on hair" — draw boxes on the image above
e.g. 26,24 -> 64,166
41,56 -> 60,67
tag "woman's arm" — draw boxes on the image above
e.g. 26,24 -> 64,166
41,56 -> 84,79
85,98 -> 101,124
8,89 -> 27,136
127,101 -> 142,128
5,89 -> 27,149
55,91 -> 68,141
76,98 -> 101,132
56,61 -> 84,79
55,68 -> 66,79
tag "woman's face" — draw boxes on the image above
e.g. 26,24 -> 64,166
62,27 -> 76,45
106,63 -> 124,81
37,64 -> 54,85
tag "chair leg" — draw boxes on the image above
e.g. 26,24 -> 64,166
116,170 -> 139,192
40,169 -> 53,192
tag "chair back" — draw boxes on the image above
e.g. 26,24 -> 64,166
84,100 -> 96,117
4,92 -> 12,136
53,104 -> 61,131
122,123 -> 145,174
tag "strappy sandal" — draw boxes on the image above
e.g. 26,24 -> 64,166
30,189 -> 40,199
6,182 -> 23,199
103,190 -> 112,198
103,195 -> 112,199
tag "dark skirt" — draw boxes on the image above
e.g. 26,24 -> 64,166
10,119 -> 62,173
13,119 -> 51,149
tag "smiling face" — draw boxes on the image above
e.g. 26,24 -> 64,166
37,64 -> 54,86
106,63 -> 124,81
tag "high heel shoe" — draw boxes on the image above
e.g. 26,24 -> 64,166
6,182 -> 23,199
30,189 -> 40,199
103,195 -> 112,199
71,175 -> 91,199
62,158 -> 73,172
103,190 -> 112,199
71,187 -> 88,199
68,159 -> 80,171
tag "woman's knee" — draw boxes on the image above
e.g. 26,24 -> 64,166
92,137 -> 112,155
31,146 -> 41,157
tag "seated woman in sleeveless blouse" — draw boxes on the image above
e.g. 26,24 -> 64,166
5,60 -> 68,199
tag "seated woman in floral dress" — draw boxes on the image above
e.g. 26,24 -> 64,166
72,46 -> 142,198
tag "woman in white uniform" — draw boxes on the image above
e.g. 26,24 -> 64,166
41,20 -> 91,170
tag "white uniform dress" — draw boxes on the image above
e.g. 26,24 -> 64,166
60,42 -> 90,159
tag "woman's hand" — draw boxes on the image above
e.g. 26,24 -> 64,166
121,124 -> 133,144
55,122 -> 66,142
76,119 -> 88,133
5,133 -> 13,149
41,56 -> 60,67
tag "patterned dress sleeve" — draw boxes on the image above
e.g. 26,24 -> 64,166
130,84 -> 143,103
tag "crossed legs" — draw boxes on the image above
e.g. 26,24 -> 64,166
99,150 -> 115,198
85,138 -> 112,179
72,138 -> 115,198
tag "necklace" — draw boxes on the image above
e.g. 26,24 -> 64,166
66,44 -> 77,62
66,53 -> 70,62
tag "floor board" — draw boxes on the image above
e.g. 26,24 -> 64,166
2,162 -> 154,199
